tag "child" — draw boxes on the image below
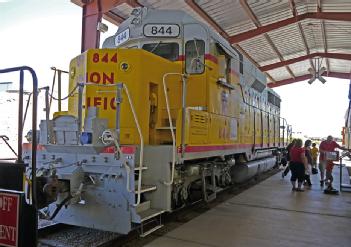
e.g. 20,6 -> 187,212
310,143 -> 319,169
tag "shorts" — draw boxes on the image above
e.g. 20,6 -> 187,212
326,162 -> 334,172
319,160 -> 326,172
319,160 -> 334,172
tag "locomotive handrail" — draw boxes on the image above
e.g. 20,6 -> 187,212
122,83 -> 144,206
161,73 -> 187,186
112,132 -> 132,193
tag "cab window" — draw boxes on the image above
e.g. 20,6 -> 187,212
185,39 -> 205,74
142,42 -> 179,61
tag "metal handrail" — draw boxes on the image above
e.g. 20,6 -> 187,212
0,66 -> 38,244
161,73 -> 186,186
0,135 -> 18,157
121,84 -> 144,206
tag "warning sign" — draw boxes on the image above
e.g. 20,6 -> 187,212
0,192 -> 19,247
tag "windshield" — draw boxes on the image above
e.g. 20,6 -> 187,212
142,42 -> 179,61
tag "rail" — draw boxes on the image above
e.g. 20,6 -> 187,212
0,66 -> 39,244
0,135 -> 18,158
161,73 -> 187,186
121,84 -> 144,206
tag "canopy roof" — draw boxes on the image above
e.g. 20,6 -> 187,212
73,0 -> 351,88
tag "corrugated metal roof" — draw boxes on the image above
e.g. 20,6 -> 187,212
73,0 -> 351,87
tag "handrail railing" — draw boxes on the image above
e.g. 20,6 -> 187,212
121,84 -> 144,206
0,135 -> 18,157
0,66 -> 38,244
161,73 -> 187,186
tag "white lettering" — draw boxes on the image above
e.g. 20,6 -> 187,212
0,196 -> 13,212
0,225 -> 16,241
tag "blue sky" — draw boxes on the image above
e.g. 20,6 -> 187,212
0,0 -> 350,139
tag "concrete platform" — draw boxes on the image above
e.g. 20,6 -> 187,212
145,164 -> 351,247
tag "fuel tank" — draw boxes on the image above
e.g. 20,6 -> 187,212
231,157 -> 276,183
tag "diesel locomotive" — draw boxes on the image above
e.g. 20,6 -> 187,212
22,8 -> 291,236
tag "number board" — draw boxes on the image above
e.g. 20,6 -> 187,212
143,24 -> 180,37
115,28 -> 130,46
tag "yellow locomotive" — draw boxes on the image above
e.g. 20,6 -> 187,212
23,8 -> 290,235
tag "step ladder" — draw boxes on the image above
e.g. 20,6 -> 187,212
132,165 -> 164,237
202,166 -> 217,202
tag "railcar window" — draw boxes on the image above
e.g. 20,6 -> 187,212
142,42 -> 179,61
185,39 -> 205,74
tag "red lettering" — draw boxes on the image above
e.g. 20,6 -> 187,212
94,97 -> 102,107
102,72 -> 114,84
102,53 -> 108,63
110,97 -> 116,110
89,72 -> 101,84
103,97 -> 108,110
110,53 -> 117,63
92,53 -> 99,63
85,96 -> 117,110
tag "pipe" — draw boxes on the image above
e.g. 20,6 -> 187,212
77,83 -> 84,141
18,70 -> 24,162
44,87 -> 50,144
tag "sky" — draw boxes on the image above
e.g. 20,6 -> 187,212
0,0 -> 350,158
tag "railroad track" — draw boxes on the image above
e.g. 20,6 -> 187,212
37,168 -> 279,247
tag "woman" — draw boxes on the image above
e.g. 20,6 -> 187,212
282,139 -> 296,178
304,139 -> 313,187
289,139 -> 308,192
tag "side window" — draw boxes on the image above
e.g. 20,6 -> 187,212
185,40 -> 205,74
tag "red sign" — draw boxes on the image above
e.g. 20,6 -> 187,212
0,193 -> 19,247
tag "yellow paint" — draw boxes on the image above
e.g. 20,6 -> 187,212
59,48 -> 281,151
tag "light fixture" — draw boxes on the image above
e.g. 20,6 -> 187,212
131,17 -> 141,25
131,7 -> 142,16
97,22 -> 108,33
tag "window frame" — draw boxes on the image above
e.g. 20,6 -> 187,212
185,39 -> 206,74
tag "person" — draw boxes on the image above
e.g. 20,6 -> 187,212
282,139 -> 296,178
303,139 -> 312,187
310,143 -> 319,169
289,139 -> 307,192
319,135 -> 349,189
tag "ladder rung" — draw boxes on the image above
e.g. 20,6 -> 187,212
139,208 -> 164,222
155,126 -> 176,130
134,166 -> 148,171
134,185 -> 157,193
140,224 -> 164,237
